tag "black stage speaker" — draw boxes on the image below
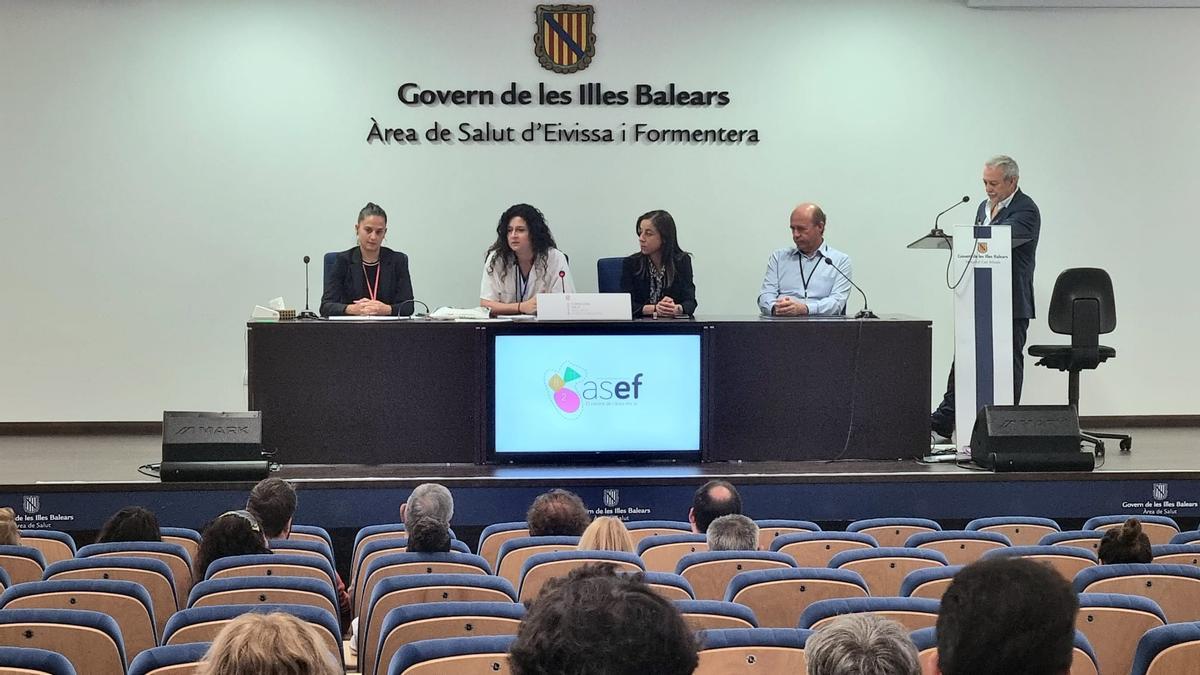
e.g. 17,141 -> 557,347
161,411 -> 268,482
970,405 -> 1094,471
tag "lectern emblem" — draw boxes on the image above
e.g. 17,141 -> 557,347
23,495 -> 40,514
976,242 -> 989,254
1154,483 -> 1169,501
534,5 -> 595,73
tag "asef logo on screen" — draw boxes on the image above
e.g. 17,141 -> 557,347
534,4 -> 595,74
546,362 -> 645,418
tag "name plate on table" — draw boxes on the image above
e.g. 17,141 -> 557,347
537,293 -> 631,320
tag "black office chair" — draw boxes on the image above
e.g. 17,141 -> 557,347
1027,268 -> 1132,455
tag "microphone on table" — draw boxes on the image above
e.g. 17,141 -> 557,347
820,252 -> 877,319
297,255 -> 319,320
930,195 -> 971,238
394,298 -> 431,317
558,270 -> 567,293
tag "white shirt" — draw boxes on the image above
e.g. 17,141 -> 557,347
479,248 -> 576,303
982,190 -> 1017,226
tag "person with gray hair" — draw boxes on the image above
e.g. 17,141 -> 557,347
706,514 -> 759,551
806,614 -> 920,675
400,483 -> 454,530
930,154 -> 1041,442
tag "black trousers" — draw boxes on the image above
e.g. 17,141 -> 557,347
930,318 -> 1030,435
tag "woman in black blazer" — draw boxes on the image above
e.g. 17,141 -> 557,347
320,202 -> 415,316
619,210 -> 697,318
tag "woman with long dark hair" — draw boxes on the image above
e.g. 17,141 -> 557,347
320,202 -> 415,316
620,210 -> 697,318
480,203 -> 575,315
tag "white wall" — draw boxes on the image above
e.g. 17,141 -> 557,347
2,0 -> 1197,421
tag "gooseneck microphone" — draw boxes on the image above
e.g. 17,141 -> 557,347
820,253 -> 877,319
394,298 -> 431,317
931,195 -> 971,237
298,255 -> 319,320
558,270 -> 567,293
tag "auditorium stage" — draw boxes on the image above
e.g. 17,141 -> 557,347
3,426 -> 1199,545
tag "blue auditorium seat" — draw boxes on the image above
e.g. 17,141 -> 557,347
725,567 -> 869,629
1131,621 -> 1200,675
387,635 -> 516,675
127,642 -> 211,675
0,646 -> 77,675
798,596 -> 940,631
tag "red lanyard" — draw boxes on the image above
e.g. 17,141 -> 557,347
362,262 -> 380,301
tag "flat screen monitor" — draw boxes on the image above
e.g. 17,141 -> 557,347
490,330 -> 703,461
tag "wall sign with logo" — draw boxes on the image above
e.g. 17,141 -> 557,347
365,4 -> 759,146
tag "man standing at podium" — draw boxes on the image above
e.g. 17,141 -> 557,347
757,202 -> 852,316
930,155 -> 1041,441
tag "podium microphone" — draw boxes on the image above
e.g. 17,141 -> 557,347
931,195 -> 971,238
298,255 -> 319,320
820,253 -> 877,319
558,270 -> 567,293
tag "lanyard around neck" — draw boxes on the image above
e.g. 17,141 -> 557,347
515,262 -> 531,300
796,249 -> 819,296
362,261 -> 381,301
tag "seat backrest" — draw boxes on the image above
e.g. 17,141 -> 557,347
983,545 -> 1098,582
269,538 -> 335,568
638,572 -> 695,601
726,568 -> 869,629
16,531 -> 76,566
357,552 -> 491,619
159,528 -> 202,564
846,518 -> 941,548
906,531 -> 1011,566
0,568 -> 9,590
1131,622 -> 1200,675
695,628 -> 811,675
1041,530 -> 1105,554
386,635 -> 516,675
360,575 -> 517,668
1085,516 -> 1180,547
476,523 -> 529,571
44,556 -> 178,638
898,565 -> 964,600
354,538 -> 471,602
517,551 -> 643,602
78,541 -> 194,613
1047,268 -> 1116,337
1076,593 -> 1167,675
0,545 -> 47,585
675,600 -> 758,631
0,645 -> 78,675
754,520 -> 820,552
770,532 -> 876,568
289,524 -> 334,550
966,516 -> 1061,547
187,575 -> 338,618
163,603 -> 341,662
798,597 -> 940,632
596,257 -> 624,293
623,521 -> 693,545
494,537 -> 580,589
828,548 -> 948,597
677,551 -> 796,601
205,553 -> 336,589
0,578 -> 157,661
369,603 -> 525,675
1153,544 -> 1200,567
1074,564 -> 1200,623
0,608 -> 126,675
637,534 -> 709,574
127,642 -> 211,675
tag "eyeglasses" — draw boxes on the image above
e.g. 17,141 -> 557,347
220,509 -> 261,532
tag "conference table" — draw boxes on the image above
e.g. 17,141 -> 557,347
246,315 -> 931,465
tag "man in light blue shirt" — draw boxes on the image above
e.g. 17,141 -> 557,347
757,203 -> 852,316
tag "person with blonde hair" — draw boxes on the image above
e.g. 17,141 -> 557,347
197,612 -> 340,675
0,507 -> 20,546
578,517 -> 634,553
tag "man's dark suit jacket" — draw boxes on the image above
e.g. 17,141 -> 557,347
619,253 -> 698,318
975,188 -> 1040,320
320,246 -> 415,316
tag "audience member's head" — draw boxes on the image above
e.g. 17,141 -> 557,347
527,489 -> 591,537
406,515 -> 452,553
806,613 -> 921,675
197,611 -> 340,675
689,480 -> 742,533
1097,517 -> 1153,564
194,510 -> 270,580
509,563 -> 698,675
399,483 -> 454,530
706,514 -> 759,551
246,477 -> 297,540
936,557 -> 1078,675
0,507 -> 20,546
578,516 -> 634,553
95,506 -> 161,544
